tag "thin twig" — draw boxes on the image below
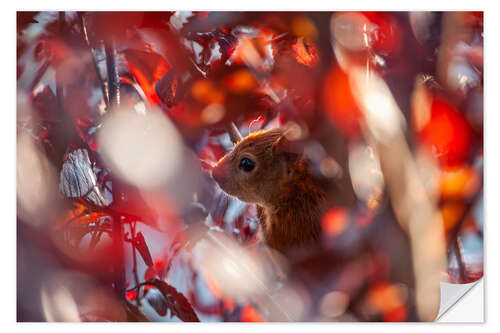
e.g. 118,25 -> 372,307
78,12 -> 109,109
104,39 -> 126,299
453,238 -> 467,282
89,225 -> 104,250
447,189 -> 482,249
55,12 -> 65,121
130,221 -> 141,306
445,188 -> 483,283
105,40 -> 120,109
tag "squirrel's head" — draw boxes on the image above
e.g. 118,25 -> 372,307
212,127 -> 303,206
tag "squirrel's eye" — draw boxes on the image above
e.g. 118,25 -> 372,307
239,157 -> 255,172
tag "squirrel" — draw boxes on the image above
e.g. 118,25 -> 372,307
211,127 -> 420,320
211,127 -> 336,255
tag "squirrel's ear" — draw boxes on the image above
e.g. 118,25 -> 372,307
271,134 -> 302,166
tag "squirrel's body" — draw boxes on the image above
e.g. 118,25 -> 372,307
257,159 -> 326,253
212,128 -> 328,254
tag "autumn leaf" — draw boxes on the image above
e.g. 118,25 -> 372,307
123,49 -> 170,105
139,279 -> 200,322
55,201 -> 110,231
134,231 -> 154,267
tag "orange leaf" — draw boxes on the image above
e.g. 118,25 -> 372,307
55,202 -> 109,230
240,305 -> 265,322
292,37 -> 319,67
321,207 -> 349,237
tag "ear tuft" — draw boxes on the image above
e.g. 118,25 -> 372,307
271,133 -> 303,166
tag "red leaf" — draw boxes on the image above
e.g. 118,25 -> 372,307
362,12 -> 402,56
383,304 -> 408,322
155,69 -> 187,108
146,289 -> 168,317
17,12 -> 39,35
135,232 -> 154,267
55,201 -> 110,231
126,290 -> 137,302
240,305 -> 265,322
123,49 -> 170,105
154,259 -> 166,279
144,266 -> 157,281
322,66 -> 362,138
110,183 -> 160,229
85,12 -> 145,44
291,37 -> 319,67
418,97 -> 473,166
137,12 -> 174,30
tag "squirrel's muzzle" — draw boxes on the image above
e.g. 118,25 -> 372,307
211,158 -> 230,190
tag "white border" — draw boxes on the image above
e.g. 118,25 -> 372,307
3,1 -> 497,331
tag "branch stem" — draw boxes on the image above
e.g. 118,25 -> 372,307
105,40 -> 120,109
78,12 -> 109,108
104,39 -> 126,299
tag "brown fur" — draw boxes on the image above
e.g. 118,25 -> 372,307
212,128 -> 327,254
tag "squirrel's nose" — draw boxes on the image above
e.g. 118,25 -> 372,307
211,162 -> 224,184
212,155 -> 232,188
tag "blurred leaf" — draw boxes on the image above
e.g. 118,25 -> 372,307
363,12 -> 403,56
80,310 -> 114,322
137,12 -> 174,30
110,183 -> 159,229
187,28 -> 237,71
144,265 -> 158,281
322,66 -> 361,138
17,11 -> 39,35
126,290 -> 137,302
240,305 -> 265,322
155,69 -> 190,108
55,201 -> 109,231
142,279 -> 200,322
123,49 -> 170,105
135,231 -> 154,267
418,97 -> 473,166
85,12 -> 145,44
439,164 -> 480,200
146,288 -> 168,317
223,69 -> 257,94
125,301 -> 150,322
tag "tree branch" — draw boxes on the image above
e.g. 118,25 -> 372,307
78,12 -> 109,109
105,40 -> 120,109
104,39 -> 126,299
130,221 -> 141,306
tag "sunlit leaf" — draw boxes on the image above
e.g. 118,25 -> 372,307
291,37 -> 319,67
123,49 -> 170,105
240,305 -> 265,322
